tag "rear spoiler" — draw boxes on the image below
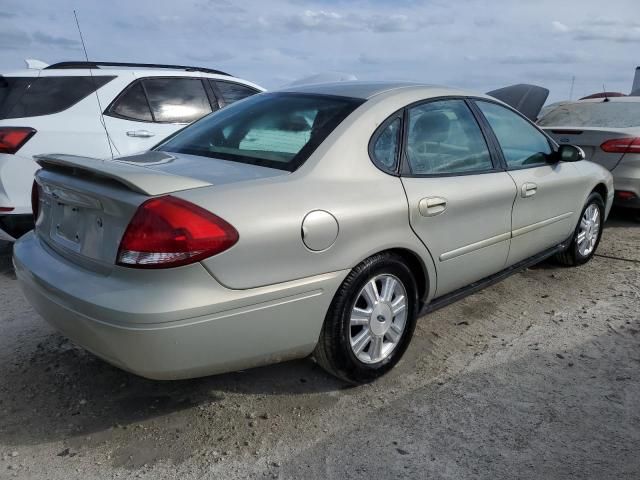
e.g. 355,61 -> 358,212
486,84 -> 550,121
35,154 -> 212,196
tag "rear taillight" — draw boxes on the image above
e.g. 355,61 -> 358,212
0,127 -> 36,154
616,190 -> 637,201
117,196 -> 239,269
600,137 -> 640,154
31,181 -> 39,220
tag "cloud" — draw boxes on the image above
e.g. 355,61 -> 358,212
551,20 -> 570,32
0,29 -> 31,49
499,52 -> 585,65
32,31 -> 80,49
551,19 -> 640,43
266,9 -> 439,33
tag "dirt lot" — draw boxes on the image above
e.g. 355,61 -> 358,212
0,211 -> 638,480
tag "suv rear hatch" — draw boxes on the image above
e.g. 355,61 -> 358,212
34,151 -> 287,271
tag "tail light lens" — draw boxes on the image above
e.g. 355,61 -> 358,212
31,181 -> 39,220
117,196 -> 239,269
600,137 -> 640,154
0,127 -> 36,154
616,190 -> 637,201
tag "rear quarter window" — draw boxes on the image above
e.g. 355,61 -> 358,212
212,80 -> 259,105
0,75 -> 114,119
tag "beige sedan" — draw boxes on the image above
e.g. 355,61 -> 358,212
14,82 -> 613,384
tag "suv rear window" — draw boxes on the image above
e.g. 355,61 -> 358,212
0,75 -> 114,119
538,101 -> 640,128
157,92 -> 363,171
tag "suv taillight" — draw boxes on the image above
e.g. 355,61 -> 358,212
0,127 -> 36,154
600,137 -> 640,154
116,196 -> 239,269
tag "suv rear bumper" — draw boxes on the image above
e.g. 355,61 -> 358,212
13,232 -> 346,380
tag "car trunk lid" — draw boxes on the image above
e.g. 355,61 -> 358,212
34,151 -> 288,270
542,127 -> 634,171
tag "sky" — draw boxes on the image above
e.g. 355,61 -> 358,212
0,0 -> 638,103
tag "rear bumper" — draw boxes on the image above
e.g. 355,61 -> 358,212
612,157 -> 640,209
13,232 -> 347,379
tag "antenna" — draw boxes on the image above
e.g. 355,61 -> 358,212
569,75 -> 575,101
73,10 -> 118,160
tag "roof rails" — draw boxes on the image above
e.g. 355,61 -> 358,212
44,61 -> 231,77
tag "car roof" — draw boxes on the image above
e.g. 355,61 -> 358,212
572,96 -> 640,104
0,67 -> 264,91
277,80 -> 480,100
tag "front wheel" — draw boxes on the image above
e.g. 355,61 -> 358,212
555,192 -> 605,266
313,253 -> 418,384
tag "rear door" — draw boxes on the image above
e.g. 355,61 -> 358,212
103,76 -> 218,155
474,100 -> 584,265
398,98 -> 517,297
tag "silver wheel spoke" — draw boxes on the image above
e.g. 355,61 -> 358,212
386,323 -> 402,343
391,296 -> 406,316
350,307 -> 371,327
381,276 -> 397,302
369,336 -> 383,362
362,280 -> 380,307
577,231 -> 586,245
351,329 -> 371,355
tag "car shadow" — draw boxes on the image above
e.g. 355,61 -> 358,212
0,240 -> 15,280
0,330 -> 350,449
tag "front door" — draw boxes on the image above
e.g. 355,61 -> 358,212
400,99 -> 517,297
474,100 -> 584,265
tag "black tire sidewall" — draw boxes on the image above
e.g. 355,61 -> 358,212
571,193 -> 605,264
325,255 -> 418,383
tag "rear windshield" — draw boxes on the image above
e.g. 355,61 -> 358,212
0,75 -> 114,119
156,92 -> 363,171
537,101 -> 640,128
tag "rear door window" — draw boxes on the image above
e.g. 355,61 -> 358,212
405,99 -> 493,175
0,75 -> 114,119
212,80 -> 259,105
142,78 -> 212,123
110,82 -> 153,121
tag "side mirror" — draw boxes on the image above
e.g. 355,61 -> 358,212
557,144 -> 586,162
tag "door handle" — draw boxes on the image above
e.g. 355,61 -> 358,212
521,182 -> 538,198
419,197 -> 447,217
126,130 -> 155,138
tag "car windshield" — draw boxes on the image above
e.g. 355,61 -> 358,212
157,92 -> 364,171
537,101 -> 640,128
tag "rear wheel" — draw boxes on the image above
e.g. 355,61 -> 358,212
313,253 -> 418,384
555,192 -> 604,266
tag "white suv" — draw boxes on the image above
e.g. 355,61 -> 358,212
0,61 -> 264,238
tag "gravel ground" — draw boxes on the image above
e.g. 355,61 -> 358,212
0,210 -> 638,480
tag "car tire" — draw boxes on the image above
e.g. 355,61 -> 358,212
313,252 -> 418,384
555,192 -> 605,266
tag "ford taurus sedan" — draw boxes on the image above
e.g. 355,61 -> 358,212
14,81 -> 614,384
